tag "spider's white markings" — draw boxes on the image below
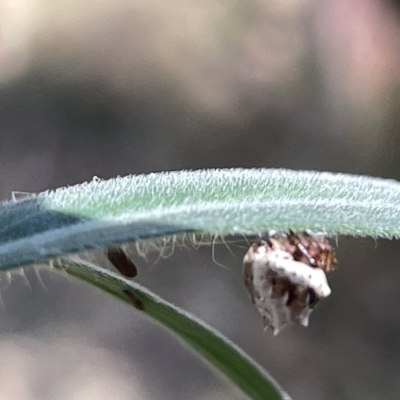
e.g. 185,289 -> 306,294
243,236 -> 332,335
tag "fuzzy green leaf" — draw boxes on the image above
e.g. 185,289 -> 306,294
1,168 -> 400,270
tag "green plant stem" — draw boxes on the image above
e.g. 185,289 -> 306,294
55,256 -> 291,400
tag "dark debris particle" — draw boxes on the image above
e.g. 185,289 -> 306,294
123,289 -> 145,310
106,246 -> 138,278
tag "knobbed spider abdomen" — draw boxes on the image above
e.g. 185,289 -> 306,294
243,232 -> 335,335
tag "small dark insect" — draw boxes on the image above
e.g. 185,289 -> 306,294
123,289 -> 145,311
106,246 -> 138,278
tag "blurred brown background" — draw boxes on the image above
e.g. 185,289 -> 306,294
1,0 -> 400,399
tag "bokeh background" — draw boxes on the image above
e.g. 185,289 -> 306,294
1,0 -> 400,399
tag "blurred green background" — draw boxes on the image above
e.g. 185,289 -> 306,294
1,0 -> 400,399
